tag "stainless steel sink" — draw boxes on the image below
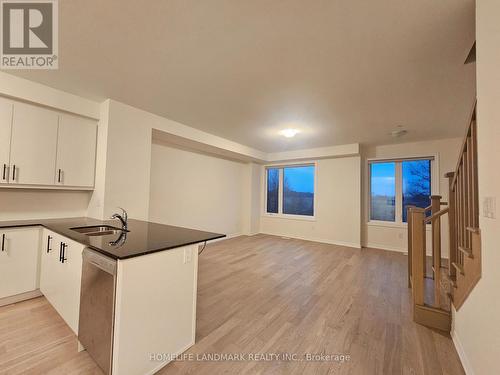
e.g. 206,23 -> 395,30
70,225 -> 129,236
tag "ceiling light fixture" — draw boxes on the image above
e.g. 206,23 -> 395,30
391,126 -> 408,138
279,128 -> 300,138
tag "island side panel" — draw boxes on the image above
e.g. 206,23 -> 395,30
112,244 -> 199,375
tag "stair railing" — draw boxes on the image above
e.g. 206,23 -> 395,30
446,109 -> 481,309
408,101 -> 481,331
408,195 -> 448,309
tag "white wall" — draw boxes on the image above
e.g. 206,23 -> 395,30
452,2 -> 500,374
362,138 -> 462,255
103,101 -> 152,220
149,141 -> 249,237
87,100 -> 152,221
0,189 -> 90,220
87,100 -> 110,220
260,156 -> 361,248
242,163 -> 262,235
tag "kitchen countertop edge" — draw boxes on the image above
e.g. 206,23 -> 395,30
0,219 -> 226,260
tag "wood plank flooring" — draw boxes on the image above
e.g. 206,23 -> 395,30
0,234 -> 464,375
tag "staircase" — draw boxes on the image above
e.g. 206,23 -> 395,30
408,104 -> 481,331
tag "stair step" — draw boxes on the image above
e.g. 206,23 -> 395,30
452,262 -> 465,275
458,246 -> 473,258
414,304 -> 451,332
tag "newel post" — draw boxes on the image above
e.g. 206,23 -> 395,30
407,205 -> 415,288
430,195 -> 442,306
410,207 -> 425,307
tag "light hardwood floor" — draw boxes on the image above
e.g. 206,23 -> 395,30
0,235 -> 464,375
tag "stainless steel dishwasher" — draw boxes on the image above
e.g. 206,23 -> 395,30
79,248 -> 117,375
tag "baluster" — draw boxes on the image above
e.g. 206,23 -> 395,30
471,121 -> 479,228
446,172 -> 457,280
465,141 -> 471,249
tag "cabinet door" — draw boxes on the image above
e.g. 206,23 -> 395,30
10,103 -> 58,185
0,227 -> 41,299
0,98 -> 13,185
40,229 -> 60,306
40,231 -> 84,335
57,238 -> 84,334
56,115 -> 97,187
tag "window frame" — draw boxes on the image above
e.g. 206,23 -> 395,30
263,162 -> 317,221
367,155 -> 438,227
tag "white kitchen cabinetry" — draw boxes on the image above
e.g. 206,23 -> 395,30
56,115 -> 97,188
40,229 -> 84,334
40,229 -> 62,315
9,103 -> 59,186
0,99 -> 97,189
0,227 -> 41,299
0,98 -> 13,185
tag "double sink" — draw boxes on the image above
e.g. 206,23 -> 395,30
71,225 -> 129,236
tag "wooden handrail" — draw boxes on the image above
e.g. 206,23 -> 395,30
451,100 -> 477,188
424,207 -> 449,223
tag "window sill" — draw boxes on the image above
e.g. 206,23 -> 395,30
262,214 -> 316,222
367,221 -> 431,230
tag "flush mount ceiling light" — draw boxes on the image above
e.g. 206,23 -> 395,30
391,126 -> 408,138
279,128 -> 300,138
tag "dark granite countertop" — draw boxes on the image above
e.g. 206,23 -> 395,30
0,217 -> 225,260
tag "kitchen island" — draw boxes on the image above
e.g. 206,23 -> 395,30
0,217 -> 225,375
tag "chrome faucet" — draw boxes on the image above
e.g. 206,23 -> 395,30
110,207 -> 128,230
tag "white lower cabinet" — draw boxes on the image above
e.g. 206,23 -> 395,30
0,227 -> 41,299
40,229 -> 84,334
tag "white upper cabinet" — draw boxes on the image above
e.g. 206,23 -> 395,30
0,98 -> 97,189
0,98 -> 13,185
56,115 -> 97,188
10,102 -> 59,186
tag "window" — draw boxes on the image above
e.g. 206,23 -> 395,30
370,162 -> 396,221
402,159 -> 431,222
266,168 -> 279,214
369,158 -> 433,223
265,164 -> 315,217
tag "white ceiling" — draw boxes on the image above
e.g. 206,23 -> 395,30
9,0 -> 476,152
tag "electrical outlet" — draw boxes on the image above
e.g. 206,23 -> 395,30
183,248 -> 192,264
483,197 -> 496,219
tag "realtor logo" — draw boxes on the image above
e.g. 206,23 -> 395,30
1,0 -> 58,69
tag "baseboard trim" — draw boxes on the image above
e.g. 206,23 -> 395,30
259,231 -> 361,249
363,243 -> 449,259
0,289 -> 42,307
207,232 -> 242,243
364,242 -> 407,253
451,307 -> 475,375
146,340 -> 195,375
